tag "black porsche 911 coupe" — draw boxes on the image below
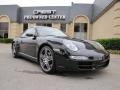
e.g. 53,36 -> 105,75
12,26 -> 110,74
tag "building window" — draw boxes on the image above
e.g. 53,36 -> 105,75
74,24 -> 80,32
36,23 -> 52,27
36,23 -> 42,26
60,23 -> 66,32
47,24 -> 52,27
74,23 -> 88,39
23,23 -> 28,31
74,23 -> 87,32
0,22 -> 8,38
83,23 -> 87,32
0,22 -> 8,30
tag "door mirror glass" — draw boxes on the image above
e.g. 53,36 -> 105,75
26,33 -> 34,37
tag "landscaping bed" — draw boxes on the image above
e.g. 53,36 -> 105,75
0,38 -> 13,43
96,38 -> 120,54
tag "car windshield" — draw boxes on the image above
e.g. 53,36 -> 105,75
36,27 -> 67,37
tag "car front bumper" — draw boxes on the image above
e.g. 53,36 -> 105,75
62,59 -> 109,71
55,53 -> 110,71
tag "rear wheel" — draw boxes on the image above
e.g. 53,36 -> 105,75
12,43 -> 19,58
39,46 -> 56,74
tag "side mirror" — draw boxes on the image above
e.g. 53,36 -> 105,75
26,33 -> 34,37
33,35 -> 37,40
26,33 -> 37,40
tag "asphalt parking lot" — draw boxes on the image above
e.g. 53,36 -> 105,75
0,44 -> 120,90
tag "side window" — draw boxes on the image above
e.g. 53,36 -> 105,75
21,28 -> 36,37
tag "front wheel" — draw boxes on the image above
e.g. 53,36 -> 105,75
12,43 -> 19,58
39,46 -> 56,74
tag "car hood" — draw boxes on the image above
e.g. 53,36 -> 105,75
46,36 -> 109,56
51,36 -> 102,50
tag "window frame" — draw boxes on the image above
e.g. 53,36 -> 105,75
20,28 -> 38,38
0,22 -> 9,30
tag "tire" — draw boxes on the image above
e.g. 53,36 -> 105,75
39,46 -> 56,74
12,43 -> 19,58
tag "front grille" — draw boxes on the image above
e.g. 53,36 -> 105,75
78,61 -> 93,66
77,60 -> 109,70
77,61 -> 94,69
78,66 -> 93,69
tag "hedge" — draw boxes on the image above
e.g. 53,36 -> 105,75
0,38 -> 13,43
107,50 -> 120,54
96,38 -> 120,50
0,35 -> 2,38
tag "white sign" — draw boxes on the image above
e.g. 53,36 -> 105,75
33,10 -> 56,15
24,10 -> 66,20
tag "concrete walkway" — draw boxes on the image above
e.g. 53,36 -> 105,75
110,54 -> 120,58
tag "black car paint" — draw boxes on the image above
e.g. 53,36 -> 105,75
12,27 -> 110,71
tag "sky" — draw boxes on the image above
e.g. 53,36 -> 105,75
0,0 -> 95,7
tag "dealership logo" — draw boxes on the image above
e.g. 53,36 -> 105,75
33,10 -> 56,15
24,10 -> 66,20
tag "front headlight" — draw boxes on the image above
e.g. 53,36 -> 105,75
95,42 -> 105,50
88,41 -> 105,50
63,40 -> 78,51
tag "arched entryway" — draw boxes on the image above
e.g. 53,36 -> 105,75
0,15 -> 10,38
73,15 -> 89,40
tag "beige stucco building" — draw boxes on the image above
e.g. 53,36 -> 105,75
0,0 -> 120,40
92,1 -> 120,39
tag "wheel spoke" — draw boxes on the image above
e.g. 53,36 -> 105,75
41,62 -> 46,68
47,55 -> 53,61
44,48 -> 48,56
40,54 -> 45,60
45,63 -> 51,70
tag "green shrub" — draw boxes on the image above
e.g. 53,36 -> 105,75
0,35 -> 3,38
96,38 -> 120,50
107,50 -> 120,54
0,38 -> 13,43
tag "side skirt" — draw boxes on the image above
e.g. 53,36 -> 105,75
18,52 -> 38,62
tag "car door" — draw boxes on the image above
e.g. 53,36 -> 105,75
19,28 -> 37,59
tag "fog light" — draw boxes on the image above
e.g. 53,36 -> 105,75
69,56 -> 88,60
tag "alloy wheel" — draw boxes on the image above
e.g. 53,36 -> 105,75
39,46 -> 54,72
